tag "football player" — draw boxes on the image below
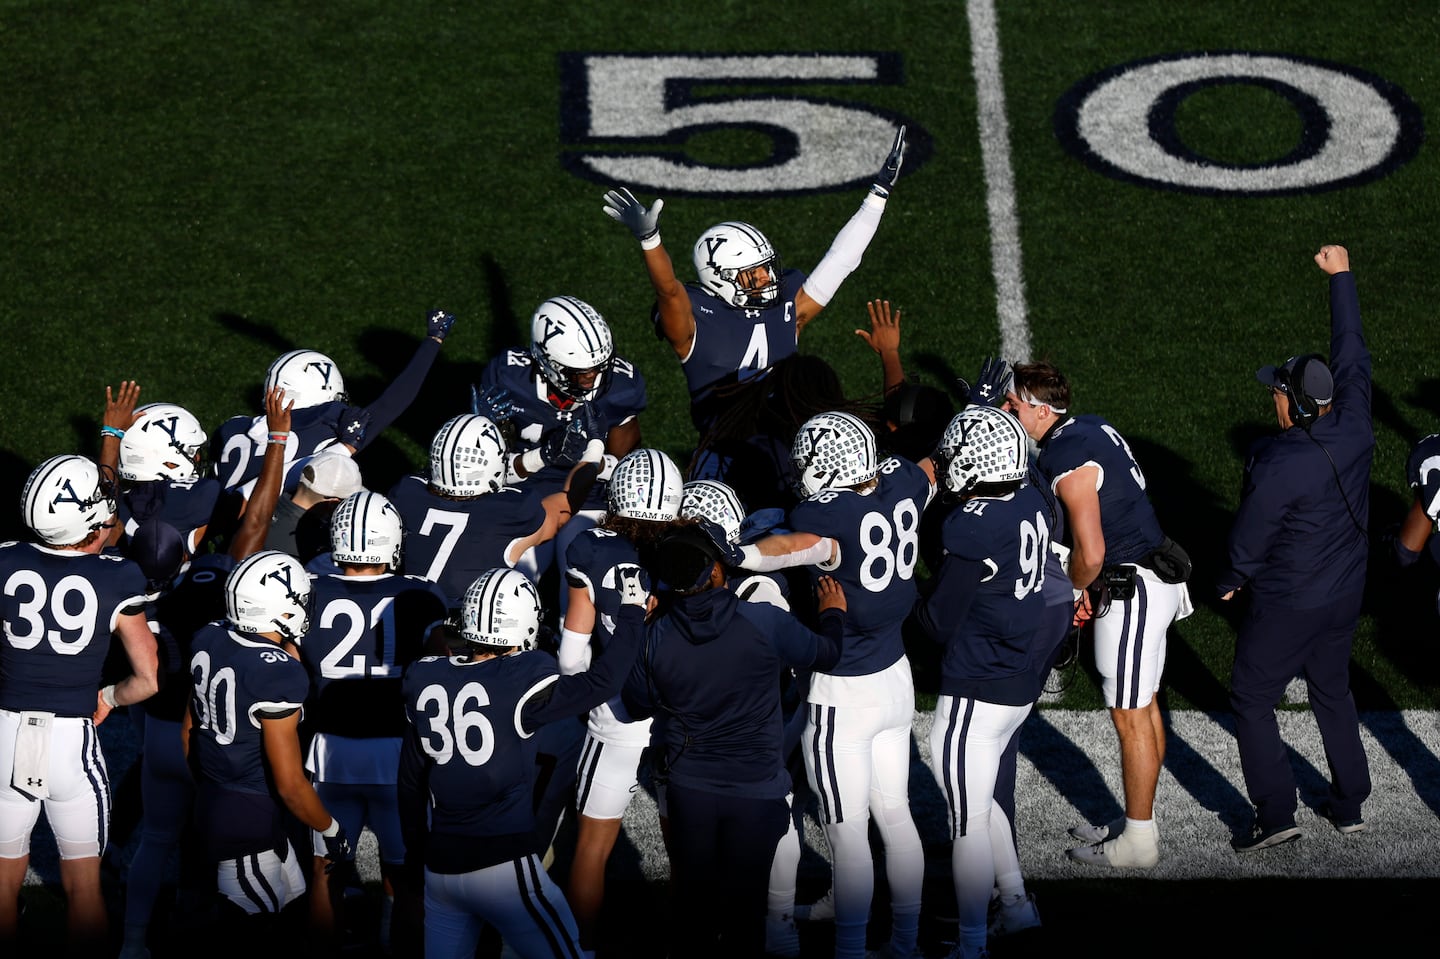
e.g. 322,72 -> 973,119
181,551 -> 353,940
735,411 -> 934,959
211,309 -> 456,502
109,401 -> 221,554
0,454 -> 159,954
294,490 -> 449,951
119,386 -> 296,959
475,296 -> 646,590
601,126 -> 905,437
619,524 -> 848,959
1393,431 -> 1440,570
559,448 -> 683,953
398,566 -> 647,959
1006,361 -> 1192,868
386,412 -> 599,607
914,406 -> 1051,959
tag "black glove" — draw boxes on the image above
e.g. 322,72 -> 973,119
426,310 -> 456,342
871,125 -> 907,198
695,517 -> 746,569
322,824 -> 353,874
470,384 -> 518,423
602,187 -> 664,244
541,406 -> 603,468
968,356 -> 1012,408
336,405 -> 372,448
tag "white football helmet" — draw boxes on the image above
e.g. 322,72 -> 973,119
529,296 -> 614,402
119,403 -> 208,482
460,568 -> 542,651
681,479 -> 746,545
22,455 -> 117,546
429,414 -> 507,497
607,449 -> 683,523
792,411 -> 879,498
692,221 -> 782,309
330,491 -> 404,569
225,550 -> 314,641
937,406 -> 1029,495
264,349 -> 347,410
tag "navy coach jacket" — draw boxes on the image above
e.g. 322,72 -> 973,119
1217,271 -> 1373,609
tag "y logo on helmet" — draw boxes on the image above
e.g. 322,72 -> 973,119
800,425 -> 833,458
701,235 -> 728,270
539,316 -> 567,345
262,564 -> 299,600
50,479 -> 88,512
306,361 -> 336,386
150,415 -> 182,442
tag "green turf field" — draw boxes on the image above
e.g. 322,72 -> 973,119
8,0 -> 1437,709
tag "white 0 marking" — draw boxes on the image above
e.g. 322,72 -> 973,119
1075,54 -> 1404,191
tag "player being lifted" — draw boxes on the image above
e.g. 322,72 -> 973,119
600,127 -> 907,441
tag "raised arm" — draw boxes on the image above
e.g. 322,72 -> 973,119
604,188 -> 696,359
856,299 -> 907,396
229,386 -> 294,560
794,126 -> 906,332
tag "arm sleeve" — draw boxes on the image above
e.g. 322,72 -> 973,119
800,193 -> 887,307
357,337 -> 442,450
738,538 -> 835,572
1327,272 -> 1371,419
525,605 -> 645,729
1217,454 -> 1289,594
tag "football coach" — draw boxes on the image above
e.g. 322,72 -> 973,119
1219,244 -> 1373,852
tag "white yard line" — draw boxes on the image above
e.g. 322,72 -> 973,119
967,0 -> 1032,363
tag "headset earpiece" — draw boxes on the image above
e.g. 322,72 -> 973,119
1285,354 -> 1324,431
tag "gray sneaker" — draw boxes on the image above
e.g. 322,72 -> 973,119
1068,816 -> 1127,843
988,892 -> 1041,937
1319,805 -> 1366,835
1231,822 -> 1302,852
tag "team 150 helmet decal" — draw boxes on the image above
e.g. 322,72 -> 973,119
559,52 -> 929,197
1054,51 -> 1423,196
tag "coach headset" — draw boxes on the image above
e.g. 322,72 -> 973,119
1279,353 -> 1327,431
1279,353 -> 1366,538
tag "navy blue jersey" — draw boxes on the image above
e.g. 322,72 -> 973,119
299,572 -> 448,738
478,349 -> 647,504
144,553 -> 236,721
188,623 -> 310,796
386,474 -> 548,606
0,543 -> 147,716
399,605 -> 645,873
212,403 -> 346,494
1219,271 -> 1373,606
622,589 -> 842,797
668,270 -> 808,430
916,486 -> 1052,706
787,456 -> 933,676
564,527 -> 642,647
119,477 -> 222,553
1035,414 -> 1164,565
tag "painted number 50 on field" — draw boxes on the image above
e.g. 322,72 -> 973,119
560,53 -> 924,196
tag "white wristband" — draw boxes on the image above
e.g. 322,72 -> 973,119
639,232 -> 662,251
101,684 -> 119,709
321,818 -> 340,838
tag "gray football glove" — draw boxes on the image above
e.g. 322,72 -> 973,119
871,125 -> 907,198
602,188 -> 664,244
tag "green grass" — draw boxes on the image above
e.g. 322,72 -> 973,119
2,0 -> 1439,715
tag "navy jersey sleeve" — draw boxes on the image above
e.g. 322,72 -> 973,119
358,337 -> 442,450
524,604 -> 645,729
736,602 -> 845,672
